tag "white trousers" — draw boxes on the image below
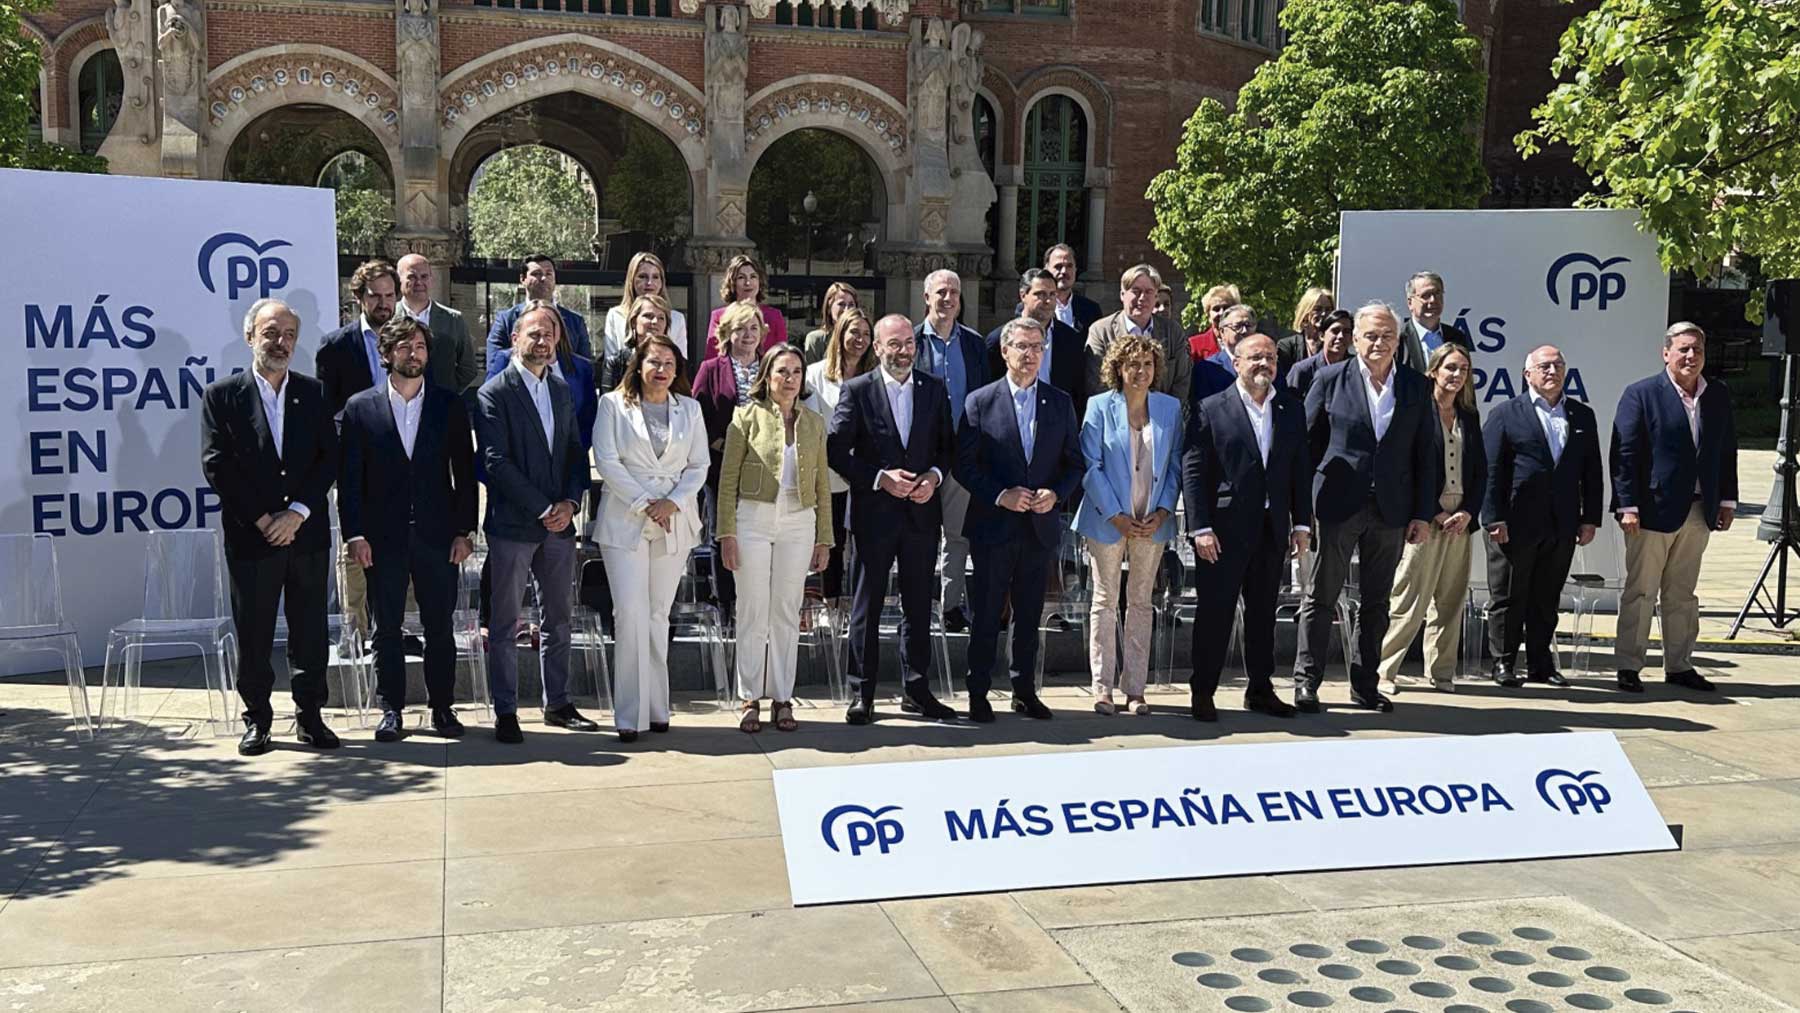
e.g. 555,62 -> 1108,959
602,541 -> 685,731
734,491 -> 817,702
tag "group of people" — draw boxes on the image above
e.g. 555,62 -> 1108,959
198,243 -> 1738,756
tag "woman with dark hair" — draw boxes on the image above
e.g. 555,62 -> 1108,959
702,254 -> 787,361
802,308 -> 874,601
716,344 -> 833,733
591,333 -> 709,742
1284,308 -> 1354,398
802,281 -> 861,365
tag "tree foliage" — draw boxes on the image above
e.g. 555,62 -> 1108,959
1147,0 -> 1486,328
0,0 -> 106,172
747,129 -> 879,273
467,145 -> 598,262
601,119 -> 691,252
326,152 -> 395,255
1517,0 -> 1800,294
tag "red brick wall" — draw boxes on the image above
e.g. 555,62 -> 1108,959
1482,0 -> 1591,184
209,10 -> 398,75
745,34 -> 907,104
440,20 -> 706,92
47,19 -> 110,131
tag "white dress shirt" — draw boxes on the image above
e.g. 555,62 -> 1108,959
1359,358 -> 1397,441
883,369 -> 912,450
1190,381 -> 1306,538
1531,392 -> 1568,464
388,378 -> 425,459
252,370 -> 310,520
1055,294 -> 1075,330
402,300 -> 432,329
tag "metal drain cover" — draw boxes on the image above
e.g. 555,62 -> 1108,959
1053,897 -> 1791,1012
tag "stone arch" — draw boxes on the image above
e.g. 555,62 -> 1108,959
979,64 -> 1017,166
742,74 -> 910,239
64,35 -> 115,145
1012,65 -> 1114,169
437,34 -> 708,177
204,44 -> 403,180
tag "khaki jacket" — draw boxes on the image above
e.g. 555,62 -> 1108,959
716,399 -> 834,545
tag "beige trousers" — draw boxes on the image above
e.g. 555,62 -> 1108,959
1085,535 -> 1162,698
1377,525 -> 1472,685
1617,503 -> 1709,672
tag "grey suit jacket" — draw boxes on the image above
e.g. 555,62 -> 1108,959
1083,310 -> 1192,406
418,301 -> 478,394
1396,318 -> 1472,375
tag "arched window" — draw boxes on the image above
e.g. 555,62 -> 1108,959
1018,94 -> 1087,272
78,50 -> 122,155
974,94 -> 998,253
27,83 -> 43,143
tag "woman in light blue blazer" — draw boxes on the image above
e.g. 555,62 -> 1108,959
1071,334 -> 1184,715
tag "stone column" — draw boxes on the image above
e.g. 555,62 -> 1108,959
1083,169 -> 1109,287
390,0 -> 456,263
98,0 -> 161,174
155,0 -> 206,178
994,167 -> 1020,280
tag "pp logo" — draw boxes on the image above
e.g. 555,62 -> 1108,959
198,232 -> 293,300
820,803 -> 906,856
1536,768 -> 1613,815
1546,252 -> 1630,311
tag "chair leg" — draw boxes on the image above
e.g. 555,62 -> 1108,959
61,637 -> 93,740
123,638 -> 144,726
99,633 -> 120,731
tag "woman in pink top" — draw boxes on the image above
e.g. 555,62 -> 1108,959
704,254 -> 788,360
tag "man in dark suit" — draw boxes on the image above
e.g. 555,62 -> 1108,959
1482,343 -> 1604,689
1190,303 -> 1290,402
484,254 -> 594,377
989,268 -> 1086,421
1183,332 -> 1311,721
338,317 -> 479,742
199,299 -> 340,756
1610,322 -> 1739,693
1294,303 -> 1436,713
473,301 -> 601,743
827,313 -> 960,724
954,317 -> 1084,722
1396,271 -> 1472,374
915,269 -> 989,638
1014,242 -> 1103,337
396,253 -> 479,395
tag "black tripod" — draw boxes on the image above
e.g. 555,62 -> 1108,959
1728,351 -> 1800,637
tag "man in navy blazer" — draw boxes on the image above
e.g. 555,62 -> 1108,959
1609,323 -> 1738,693
827,314 -> 960,724
474,301 -> 601,743
1183,333 -> 1311,721
339,316 -> 479,742
1014,243 -> 1103,337
1294,303 -> 1436,713
484,255 -> 593,378
954,317 -> 1084,723
989,269 -> 1087,423
1481,344 -> 1603,689
914,269 -> 989,638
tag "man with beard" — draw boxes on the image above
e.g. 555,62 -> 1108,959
200,299 -> 340,755
484,254 -> 594,375
337,316 -> 478,741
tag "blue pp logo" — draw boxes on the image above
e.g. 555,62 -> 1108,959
198,232 -> 293,300
821,804 -> 906,856
1546,253 -> 1630,311
1536,768 -> 1613,815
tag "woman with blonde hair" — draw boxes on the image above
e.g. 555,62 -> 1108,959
802,281 -> 860,365
604,252 -> 690,361
1187,283 -> 1242,362
801,307 -> 875,600
1277,286 -> 1335,375
601,292 -> 675,391
692,301 -> 769,623
703,253 -> 787,362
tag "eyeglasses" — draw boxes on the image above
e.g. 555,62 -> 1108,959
1223,320 -> 1256,333
1529,360 -> 1567,373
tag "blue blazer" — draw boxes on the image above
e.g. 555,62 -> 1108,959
1610,372 -> 1738,533
485,348 -> 597,454
485,302 -> 593,379
826,369 -> 958,537
955,377 -> 1084,549
337,382 -> 478,550
1181,384 -> 1312,546
915,321 -> 990,428
1305,358 -> 1437,527
982,318 -> 1085,422
1071,390 -> 1184,544
1482,393 -> 1604,541
316,321 -> 377,420
473,364 -> 590,543
1284,350 -> 1339,400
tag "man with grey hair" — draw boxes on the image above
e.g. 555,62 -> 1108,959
1609,322 -> 1738,693
911,269 -> 988,637
1397,270 -> 1472,373
1191,303 -> 1268,401
1293,301 -> 1436,713
1086,262 -> 1193,404
200,298 -> 340,755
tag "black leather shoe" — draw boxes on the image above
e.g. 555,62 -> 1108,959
617,728 -> 639,743
942,606 -> 969,634
375,710 -> 404,742
1665,669 -> 1716,691
1528,670 -> 1571,688
1191,698 -> 1218,722
968,695 -> 995,723
238,721 -> 272,756
899,695 -> 921,714
1010,691 -> 1053,720
846,688 -> 874,725
1617,670 -> 1645,693
1349,691 -> 1394,713
1491,663 -> 1525,688
1295,683 -> 1321,713
495,713 -> 524,743
904,681 -> 957,720
543,704 -> 600,732
1244,692 -> 1297,718
431,707 -> 464,738
649,721 -> 670,734
295,710 -> 340,749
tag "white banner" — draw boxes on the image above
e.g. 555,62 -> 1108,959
1336,209 -> 1671,581
774,732 -> 1676,905
0,170 -> 340,666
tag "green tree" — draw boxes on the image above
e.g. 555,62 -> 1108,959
1,0 -> 106,171
1147,0 -> 1486,328
602,119 -> 691,252
467,145 -> 597,262
1517,0 -> 1800,295
747,129 -> 877,273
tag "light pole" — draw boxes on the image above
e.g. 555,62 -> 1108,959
801,189 -> 818,277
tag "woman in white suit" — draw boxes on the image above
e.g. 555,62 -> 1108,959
1070,334 -> 1185,715
592,333 -> 710,742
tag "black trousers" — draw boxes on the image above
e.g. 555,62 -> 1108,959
966,533 -> 1050,697
368,528 -> 458,711
1485,530 -> 1577,675
1191,520 -> 1286,701
847,524 -> 939,689
227,546 -> 330,727
821,491 -> 849,599
1295,501 -> 1404,699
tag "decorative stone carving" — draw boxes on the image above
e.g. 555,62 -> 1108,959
946,21 -> 996,247
105,0 -> 157,144
909,18 -> 951,152
918,198 -> 948,242
396,0 -> 439,152
440,46 -> 704,141
715,192 -> 746,235
744,83 -> 906,155
384,230 -> 459,265
876,247 -> 958,278
949,23 -> 982,148
156,0 -> 201,102
705,4 -> 748,169
685,238 -> 758,273
208,56 -> 401,136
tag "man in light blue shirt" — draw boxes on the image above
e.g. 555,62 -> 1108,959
913,269 -> 990,638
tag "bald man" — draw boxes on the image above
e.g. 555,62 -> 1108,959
397,253 -> 479,395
